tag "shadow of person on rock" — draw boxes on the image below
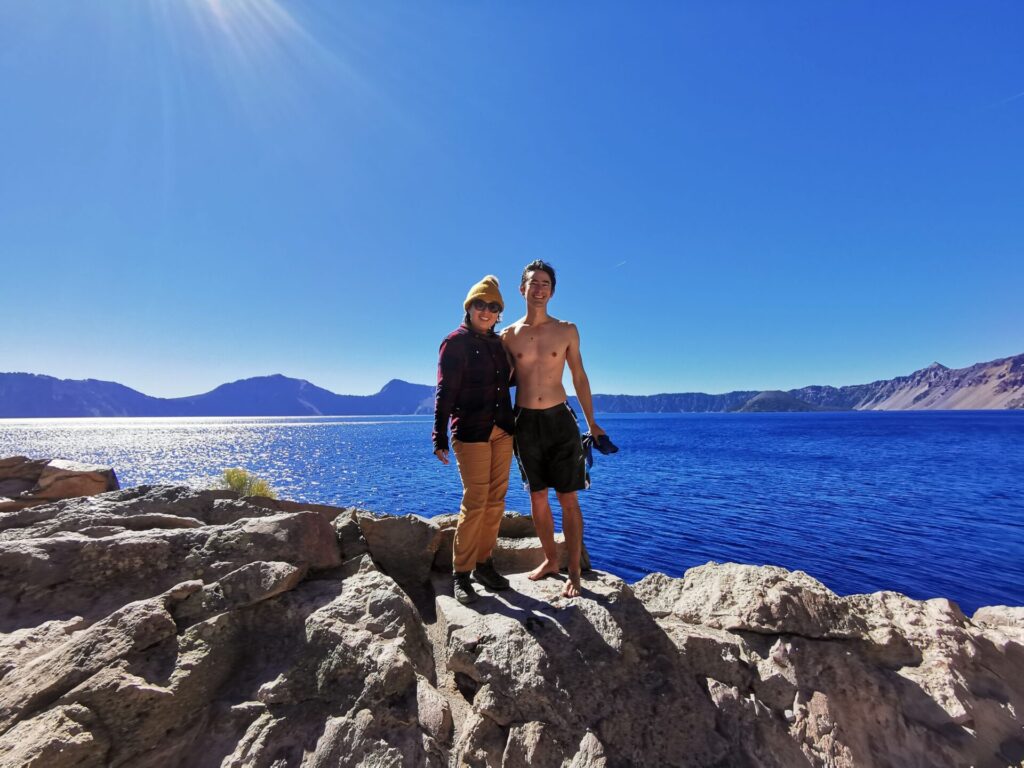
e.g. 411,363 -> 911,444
443,572 -> 732,764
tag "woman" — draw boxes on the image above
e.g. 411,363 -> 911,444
433,275 -> 515,604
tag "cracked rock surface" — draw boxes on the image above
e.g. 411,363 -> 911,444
0,482 -> 1022,767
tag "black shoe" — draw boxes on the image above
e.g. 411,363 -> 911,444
453,572 -> 478,604
473,558 -> 510,591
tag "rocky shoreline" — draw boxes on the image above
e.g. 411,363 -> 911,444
0,459 -> 1021,766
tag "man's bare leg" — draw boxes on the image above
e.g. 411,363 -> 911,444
555,491 -> 583,597
528,489 -> 561,580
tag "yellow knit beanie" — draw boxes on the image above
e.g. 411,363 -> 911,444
464,275 -> 504,311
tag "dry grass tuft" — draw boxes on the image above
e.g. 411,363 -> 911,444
221,467 -> 276,499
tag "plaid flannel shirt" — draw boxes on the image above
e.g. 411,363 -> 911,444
432,324 -> 514,451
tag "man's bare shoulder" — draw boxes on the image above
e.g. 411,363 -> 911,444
532,315 -> 573,333
501,318 -> 528,337
554,319 -> 578,338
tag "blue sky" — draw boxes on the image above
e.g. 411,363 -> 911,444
2,2 -> 1022,397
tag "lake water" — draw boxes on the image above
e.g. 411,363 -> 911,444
1,411 -> 1022,614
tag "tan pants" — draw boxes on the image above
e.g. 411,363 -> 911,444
452,425 -> 514,573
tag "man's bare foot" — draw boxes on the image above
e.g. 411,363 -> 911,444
528,559 -> 560,581
562,572 -> 582,598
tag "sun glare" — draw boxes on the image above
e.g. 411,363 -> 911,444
141,0 -> 366,129
178,0 -> 311,62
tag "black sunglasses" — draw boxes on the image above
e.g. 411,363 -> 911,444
471,299 -> 502,313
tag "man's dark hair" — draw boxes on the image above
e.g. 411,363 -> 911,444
520,260 -> 556,292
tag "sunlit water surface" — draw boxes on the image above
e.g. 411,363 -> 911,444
2,411 -> 1022,613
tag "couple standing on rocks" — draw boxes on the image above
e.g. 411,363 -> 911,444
432,260 -> 608,604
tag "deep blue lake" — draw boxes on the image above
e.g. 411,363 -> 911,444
1,411 -> 1022,614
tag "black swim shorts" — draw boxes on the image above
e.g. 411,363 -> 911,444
513,402 -> 589,493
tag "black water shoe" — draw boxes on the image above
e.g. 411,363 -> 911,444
453,572 -> 478,604
473,558 -> 510,591
582,432 -> 619,456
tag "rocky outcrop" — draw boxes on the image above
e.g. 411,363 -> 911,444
635,567 -> 1024,767
0,483 -> 1022,767
0,456 -> 118,512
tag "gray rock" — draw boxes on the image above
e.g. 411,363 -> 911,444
639,564 -> 1024,767
256,496 -> 349,523
0,511 -> 340,630
634,562 -> 868,638
973,605 -> 1024,633
356,510 -> 445,594
497,512 -> 538,539
491,534 -> 579,575
200,567 -> 448,768
0,483 -> 1021,768
0,553 -> 447,766
0,583 -> 195,733
436,570 -> 729,766
172,560 -> 308,623
0,703 -> 109,768
333,506 -> 370,561
0,617 -> 92,688
0,485 -> 256,539
432,514 -> 591,574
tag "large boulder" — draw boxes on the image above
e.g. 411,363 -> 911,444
634,562 -> 867,638
26,459 -> 119,501
356,511 -> 446,595
0,457 -> 119,512
633,562 -> 1024,768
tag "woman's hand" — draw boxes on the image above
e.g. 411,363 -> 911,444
434,449 -> 450,465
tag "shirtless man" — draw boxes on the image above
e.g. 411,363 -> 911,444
501,260 -> 606,598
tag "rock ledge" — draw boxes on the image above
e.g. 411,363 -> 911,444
0,481 -> 1021,767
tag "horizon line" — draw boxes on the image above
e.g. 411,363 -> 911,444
3,348 -> 1021,401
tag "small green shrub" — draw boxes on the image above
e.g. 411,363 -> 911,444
221,467 -> 276,499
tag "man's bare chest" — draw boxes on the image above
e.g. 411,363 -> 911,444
509,327 -> 568,365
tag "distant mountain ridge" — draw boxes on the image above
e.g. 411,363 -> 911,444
2,352 -> 1022,417
588,352 -> 1024,413
791,356 -> 1024,410
0,374 -> 435,418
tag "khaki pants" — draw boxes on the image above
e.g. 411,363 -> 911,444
452,425 -> 514,573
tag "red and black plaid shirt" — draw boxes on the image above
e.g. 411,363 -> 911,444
432,324 -> 514,451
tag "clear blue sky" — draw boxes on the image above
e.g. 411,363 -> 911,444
2,2 -> 1021,397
